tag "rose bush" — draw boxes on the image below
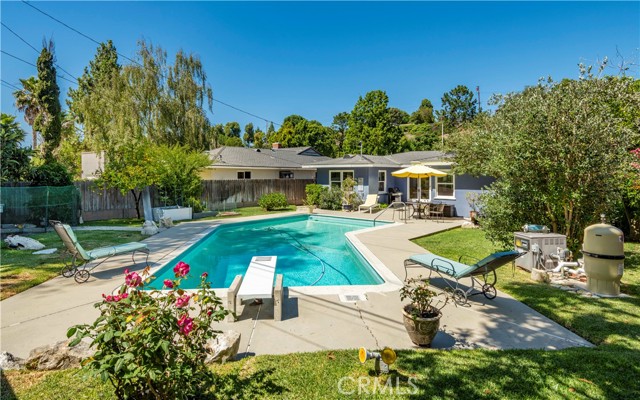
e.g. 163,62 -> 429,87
68,263 -> 229,399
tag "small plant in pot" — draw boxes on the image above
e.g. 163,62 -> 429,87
399,277 -> 448,347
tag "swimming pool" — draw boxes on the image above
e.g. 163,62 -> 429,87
147,215 -> 390,290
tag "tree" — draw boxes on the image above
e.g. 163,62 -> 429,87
410,98 -> 435,124
448,72 -> 640,248
54,112 -> 83,179
268,115 -> 336,156
207,124 -> 224,149
67,40 -> 121,151
243,123 -> 255,147
0,113 -> 33,183
34,40 -> 62,160
149,144 -> 210,207
388,107 -> 410,126
344,90 -> 404,155
13,76 -> 42,149
253,127 -> 265,149
224,122 -> 241,138
96,141 -> 154,219
331,112 -> 349,156
158,49 -> 213,150
438,85 -> 477,128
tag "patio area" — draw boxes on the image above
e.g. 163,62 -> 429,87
0,211 -> 591,359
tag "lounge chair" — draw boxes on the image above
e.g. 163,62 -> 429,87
403,250 -> 523,305
50,220 -> 150,283
358,194 -> 380,213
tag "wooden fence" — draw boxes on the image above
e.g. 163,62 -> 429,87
74,179 -> 313,221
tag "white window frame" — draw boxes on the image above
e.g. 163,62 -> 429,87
407,177 -> 431,202
435,174 -> 455,199
329,170 -> 354,188
377,170 -> 387,193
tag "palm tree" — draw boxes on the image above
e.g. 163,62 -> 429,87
13,76 -> 42,150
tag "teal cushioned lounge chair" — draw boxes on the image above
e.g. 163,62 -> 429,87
50,220 -> 150,283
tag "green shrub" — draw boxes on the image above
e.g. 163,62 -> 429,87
258,192 -> 289,211
28,161 -> 73,186
319,187 -> 343,210
68,263 -> 229,399
304,184 -> 326,206
185,197 -> 206,213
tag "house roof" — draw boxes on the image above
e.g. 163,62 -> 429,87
205,146 -> 331,169
307,150 -> 454,168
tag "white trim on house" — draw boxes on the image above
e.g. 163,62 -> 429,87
435,173 -> 456,200
377,170 -> 387,194
329,170 -> 354,188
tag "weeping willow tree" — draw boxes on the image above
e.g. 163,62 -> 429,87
448,65 -> 640,249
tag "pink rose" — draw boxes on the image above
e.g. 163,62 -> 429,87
124,269 -> 142,288
163,279 -> 174,289
105,295 -> 114,302
120,292 -> 129,300
201,272 -> 208,279
173,261 -> 190,278
177,314 -> 194,336
175,294 -> 190,308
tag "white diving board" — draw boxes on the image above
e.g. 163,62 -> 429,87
237,256 -> 278,300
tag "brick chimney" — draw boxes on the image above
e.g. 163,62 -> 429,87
272,142 -> 280,149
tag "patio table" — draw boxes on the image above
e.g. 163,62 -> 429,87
408,201 -> 431,219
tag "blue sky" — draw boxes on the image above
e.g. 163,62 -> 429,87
2,1 -> 639,142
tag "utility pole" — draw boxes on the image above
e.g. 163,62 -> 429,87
476,86 -> 482,113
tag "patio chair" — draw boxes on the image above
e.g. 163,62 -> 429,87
429,203 -> 445,222
50,220 -> 150,283
403,250 -> 523,305
358,194 -> 380,213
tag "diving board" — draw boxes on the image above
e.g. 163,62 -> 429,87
237,256 -> 278,300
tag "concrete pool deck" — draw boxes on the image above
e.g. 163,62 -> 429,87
0,211 -> 591,359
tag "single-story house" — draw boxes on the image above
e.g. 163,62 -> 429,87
201,143 -> 331,180
305,151 -> 494,218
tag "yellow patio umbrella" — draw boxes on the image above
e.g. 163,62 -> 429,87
391,164 -> 447,202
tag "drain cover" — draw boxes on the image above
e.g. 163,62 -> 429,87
339,294 -> 367,302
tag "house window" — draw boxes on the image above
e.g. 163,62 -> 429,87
408,177 -> 430,201
378,171 -> 386,193
329,170 -> 354,188
436,174 -> 455,198
237,171 -> 252,179
279,171 -> 294,179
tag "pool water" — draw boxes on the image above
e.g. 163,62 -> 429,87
147,215 -> 387,289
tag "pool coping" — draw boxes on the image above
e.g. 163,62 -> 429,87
144,212 -> 404,297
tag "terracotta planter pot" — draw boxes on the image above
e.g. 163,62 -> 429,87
402,306 -> 442,347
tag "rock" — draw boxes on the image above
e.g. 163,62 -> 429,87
4,235 -> 45,250
0,352 -> 25,370
25,340 -> 94,371
205,330 -> 241,364
141,220 -> 159,236
159,216 -> 173,228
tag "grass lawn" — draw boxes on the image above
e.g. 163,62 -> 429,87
0,230 -> 146,301
3,228 -> 639,399
80,206 -> 297,227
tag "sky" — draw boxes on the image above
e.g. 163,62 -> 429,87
2,1 -> 639,144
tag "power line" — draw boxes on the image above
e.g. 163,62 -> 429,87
1,49 -> 78,86
1,79 -> 21,91
20,0 -> 281,126
1,21 -> 79,82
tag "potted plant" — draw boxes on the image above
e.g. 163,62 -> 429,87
399,277 -> 448,347
341,177 -> 360,211
466,192 -> 480,224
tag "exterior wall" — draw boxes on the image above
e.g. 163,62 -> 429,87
200,168 -> 315,181
81,151 -> 105,179
315,165 -> 494,217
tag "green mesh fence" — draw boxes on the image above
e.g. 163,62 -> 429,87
0,185 -> 80,226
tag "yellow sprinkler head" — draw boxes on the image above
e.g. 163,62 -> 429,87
381,347 -> 397,365
358,347 -> 396,374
